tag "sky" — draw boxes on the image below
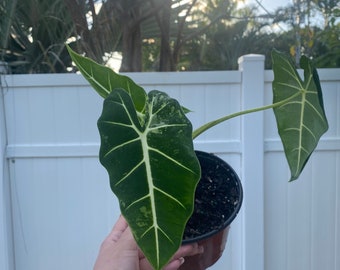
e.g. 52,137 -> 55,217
245,0 -> 292,13
246,0 -> 328,28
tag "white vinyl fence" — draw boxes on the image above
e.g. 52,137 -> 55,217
1,55 -> 339,270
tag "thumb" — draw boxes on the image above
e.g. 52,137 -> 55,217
118,225 -> 139,251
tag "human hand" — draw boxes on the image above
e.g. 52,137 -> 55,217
93,215 -> 204,270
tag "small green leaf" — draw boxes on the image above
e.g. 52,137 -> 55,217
97,89 -> 201,270
272,50 -> 329,181
66,45 -> 147,113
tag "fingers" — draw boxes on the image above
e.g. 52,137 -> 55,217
139,243 -> 204,270
94,219 -> 139,270
138,242 -> 203,261
107,215 -> 129,242
139,257 -> 154,270
139,256 -> 185,270
117,225 -> 138,250
112,215 -> 128,233
173,242 -> 204,258
163,243 -> 204,270
163,257 -> 185,270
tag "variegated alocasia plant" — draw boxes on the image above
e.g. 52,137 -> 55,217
67,46 -> 328,270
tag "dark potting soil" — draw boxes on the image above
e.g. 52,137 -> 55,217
183,153 -> 242,241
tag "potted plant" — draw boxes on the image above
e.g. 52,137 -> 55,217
67,46 -> 328,270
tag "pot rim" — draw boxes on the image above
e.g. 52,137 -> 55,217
182,150 -> 243,244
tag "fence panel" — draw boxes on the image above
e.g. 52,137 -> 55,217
263,69 -> 340,270
1,71 -> 244,270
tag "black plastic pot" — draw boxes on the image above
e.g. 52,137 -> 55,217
180,151 -> 243,270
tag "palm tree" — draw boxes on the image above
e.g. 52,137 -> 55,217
1,0 -> 75,73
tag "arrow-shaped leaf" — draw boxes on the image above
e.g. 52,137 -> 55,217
97,88 -> 201,270
272,50 -> 329,181
67,45 -> 147,113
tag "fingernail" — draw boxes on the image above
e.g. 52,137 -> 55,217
179,257 -> 185,265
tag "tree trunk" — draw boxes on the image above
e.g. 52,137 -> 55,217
158,0 -> 174,71
64,0 -> 103,63
119,4 -> 142,72
120,23 -> 142,72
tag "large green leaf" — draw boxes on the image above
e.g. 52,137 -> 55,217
67,45 -> 147,113
272,50 -> 329,181
97,88 -> 201,270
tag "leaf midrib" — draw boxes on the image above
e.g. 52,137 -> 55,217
140,125 -> 161,268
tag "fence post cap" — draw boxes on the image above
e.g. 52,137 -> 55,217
238,54 -> 265,64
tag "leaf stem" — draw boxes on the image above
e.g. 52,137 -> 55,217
192,91 -> 300,139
